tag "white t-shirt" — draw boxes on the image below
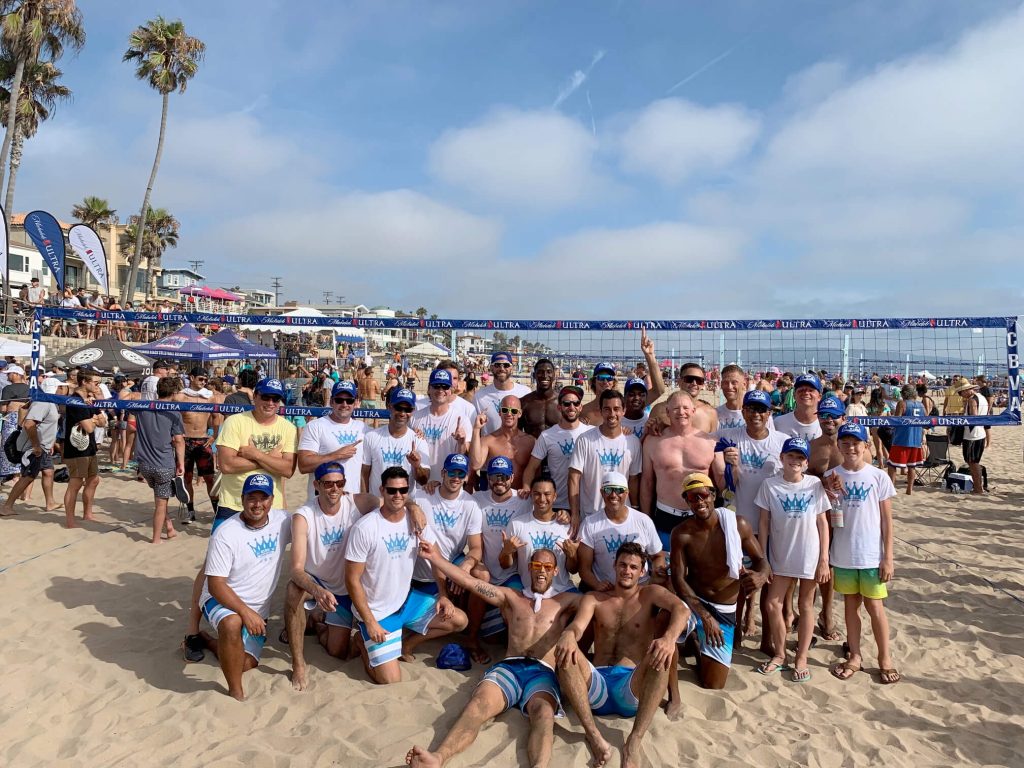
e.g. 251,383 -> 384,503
774,412 -> 822,441
509,514 -> 574,594
361,426 -> 431,493
474,382 -> 531,435
579,508 -> 662,585
530,422 -> 595,509
569,429 -> 642,519
411,488 -> 483,581
345,510 -> 437,620
620,413 -> 649,441
718,427 -> 788,533
294,495 -> 362,594
411,405 -> 467,483
200,509 -> 292,618
477,491 -> 532,584
298,416 -> 367,500
715,404 -> 776,432
755,475 -> 830,579
141,374 -> 160,401
826,464 -> 896,569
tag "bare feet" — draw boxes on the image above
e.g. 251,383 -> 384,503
82,513 -> 97,521
622,736 -> 643,768
227,686 -> 246,701
45,504 -> 60,511
165,528 -> 177,540
0,507 -> 18,516
291,664 -> 308,691
664,696 -> 683,720
406,745 -> 442,767
399,651 -> 416,663
585,732 -> 613,768
466,643 -> 492,666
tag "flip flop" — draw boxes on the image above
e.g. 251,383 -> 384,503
880,668 -> 902,685
791,668 -> 811,683
757,658 -> 787,675
816,619 -> 843,642
173,475 -> 192,505
468,647 -> 492,666
831,660 -> 861,681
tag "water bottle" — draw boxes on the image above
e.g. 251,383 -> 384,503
830,504 -> 844,528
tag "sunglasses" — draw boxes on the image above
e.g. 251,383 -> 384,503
318,479 -> 345,489
392,405 -> 414,413
744,406 -> 769,414
684,491 -> 713,501
493,363 -> 512,369
529,561 -> 556,573
818,413 -> 842,421
445,470 -> 468,479
487,473 -> 512,480
384,486 -> 410,495
333,397 -> 355,405
682,375 -> 705,385
595,375 -> 615,382
431,383 -> 451,390
258,394 -> 282,403
500,407 -> 521,415
559,400 -> 581,407
601,486 -> 627,495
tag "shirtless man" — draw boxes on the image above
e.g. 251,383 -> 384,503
556,542 -> 691,768
648,362 -> 718,435
640,392 -> 719,549
669,473 -> 771,688
470,396 -> 536,489
520,359 -> 561,437
358,364 -> 383,426
406,545 -> 581,768
174,367 -> 223,522
807,395 -> 845,642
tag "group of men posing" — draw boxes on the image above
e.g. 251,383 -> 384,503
184,342 -> 895,768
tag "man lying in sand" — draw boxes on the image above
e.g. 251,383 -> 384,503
555,542 -> 691,768
406,544 -> 580,768
197,473 -> 291,700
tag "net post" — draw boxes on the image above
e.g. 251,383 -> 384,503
1006,316 -> 1020,423
29,306 -> 43,393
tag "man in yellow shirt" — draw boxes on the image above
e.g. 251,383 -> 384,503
183,378 -> 298,662
943,377 -> 968,415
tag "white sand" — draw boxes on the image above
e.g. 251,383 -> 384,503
1,429 -> 1023,767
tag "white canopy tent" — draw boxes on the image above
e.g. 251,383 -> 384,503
239,307 -> 366,343
0,337 -> 39,357
916,369 -> 937,380
404,341 -> 452,357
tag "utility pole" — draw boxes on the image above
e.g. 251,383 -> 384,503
188,259 -> 204,275
322,290 -> 333,305
271,276 -> 283,307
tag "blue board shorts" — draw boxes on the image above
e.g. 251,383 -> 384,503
587,663 -> 639,717
358,590 -> 436,668
203,597 -> 266,661
311,575 -> 353,628
679,598 -> 736,668
480,657 -> 564,717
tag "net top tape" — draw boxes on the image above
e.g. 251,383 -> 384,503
33,308 -> 1014,331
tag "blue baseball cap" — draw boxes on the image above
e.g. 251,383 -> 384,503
491,351 -> 513,365
242,473 -> 275,497
743,389 -> 772,409
817,395 -> 846,417
837,423 -> 869,442
794,373 -> 823,392
254,377 -> 286,398
781,437 -> 810,458
486,456 -> 514,477
593,362 -> 616,377
314,461 -> 345,480
331,380 -> 357,399
429,369 -> 453,387
624,376 -> 647,392
436,642 -> 471,671
443,453 -> 470,473
389,387 -> 416,407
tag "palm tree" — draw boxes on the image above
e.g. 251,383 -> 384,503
0,0 -> 84,196
0,54 -> 70,213
119,206 -> 179,299
70,195 -> 117,228
415,306 -> 428,318
120,16 -> 204,304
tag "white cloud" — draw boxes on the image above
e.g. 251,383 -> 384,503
781,60 -> 849,109
618,98 -> 760,185
428,108 -> 603,208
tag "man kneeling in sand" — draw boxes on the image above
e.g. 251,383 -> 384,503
406,544 -> 580,768
197,473 -> 291,700
555,542 -> 691,768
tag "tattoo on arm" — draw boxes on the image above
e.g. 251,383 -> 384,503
474,582 -> 498,600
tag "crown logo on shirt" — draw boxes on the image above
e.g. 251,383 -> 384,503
529,531 -> 561,550
720,416 -> 745,430
320,527 -> 345,548
629,425 -> 644,439
596,448 -> 624,470
603,533 -> 636,553
780,494 -> 812,517
557,439 -> 576,457
382,447 -> 405,465
251,434 -> 282,452
741,450 -> 767,469
432,508 -> 459,530
384,533 -> 410,554
486,509 -> 514,528
334,431 -> 359,446
844,482 -> 871,502
423,425 -> 445,444
247,534 -> 279,558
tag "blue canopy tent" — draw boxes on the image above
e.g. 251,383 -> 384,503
134,323 -> 242,361
210,328 -> 278,359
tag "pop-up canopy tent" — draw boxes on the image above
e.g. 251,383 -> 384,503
134,323 -> 241,361
403,341 -> 452,357
0,337 -> 36,357
210,328 -> 278,359
62,334 -> 155,375
240,307 -> 366,344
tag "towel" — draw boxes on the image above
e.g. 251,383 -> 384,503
522,585 -> 555,613
714,437 -> 737,494
183,387 -> 213,399
716,507 -> 742,580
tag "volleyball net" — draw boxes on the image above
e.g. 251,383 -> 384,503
26,307 -> 1021,427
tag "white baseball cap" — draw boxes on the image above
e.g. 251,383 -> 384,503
600,471 -> 629,489
6,364 -> 25,375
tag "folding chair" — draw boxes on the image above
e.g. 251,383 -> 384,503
918,433 -> 955,485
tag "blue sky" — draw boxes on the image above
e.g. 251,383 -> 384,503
14,0 -> 1024,318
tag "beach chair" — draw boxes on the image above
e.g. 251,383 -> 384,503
917,433 -> 955,485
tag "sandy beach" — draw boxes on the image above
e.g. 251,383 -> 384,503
1,425 -> 1022,768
